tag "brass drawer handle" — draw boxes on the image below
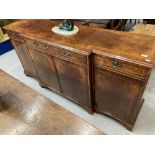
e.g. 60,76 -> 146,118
63,50 -> 70,56
0,92 -> 6,97
33,41 -> 39,46
12,32 -> 19,38
112,59 -> 122,68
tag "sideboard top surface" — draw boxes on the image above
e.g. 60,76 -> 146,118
4,19 -> 155,68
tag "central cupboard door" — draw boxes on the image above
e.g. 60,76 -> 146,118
53,57 -> 90,107
29,48 -> 61,92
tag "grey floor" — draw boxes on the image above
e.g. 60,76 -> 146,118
1,50 -> 155,135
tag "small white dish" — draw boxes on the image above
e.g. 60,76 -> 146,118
52,25 -> 79,36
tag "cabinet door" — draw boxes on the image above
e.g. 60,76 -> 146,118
10,38 -> 37,78
54,57 -> 90,107
29,48 -> 61,92
94,67 -> 143,122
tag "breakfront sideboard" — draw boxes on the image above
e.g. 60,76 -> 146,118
4,20 -> 155,131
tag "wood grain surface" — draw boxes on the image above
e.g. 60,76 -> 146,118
4,19 -> 155,68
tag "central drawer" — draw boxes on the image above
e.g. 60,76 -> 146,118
93,54 -> 149,79
48,45 -> 87,65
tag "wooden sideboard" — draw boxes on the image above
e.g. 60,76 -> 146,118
4,19 -> 155,131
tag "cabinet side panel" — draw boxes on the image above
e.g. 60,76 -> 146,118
10,38 -> 37,78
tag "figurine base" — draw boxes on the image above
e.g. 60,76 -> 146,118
52,26 -> 79,36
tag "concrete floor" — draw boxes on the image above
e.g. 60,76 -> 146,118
1,50 -> 155,135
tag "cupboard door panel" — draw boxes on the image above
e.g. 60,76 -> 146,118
10,38 -> 37,78
29,49 -> 61,92
94,67 -> 143,122
54,57 -> 90,107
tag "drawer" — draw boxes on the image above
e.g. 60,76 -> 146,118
25,38 -> 87,64
25,38 -> 49,50
49,45 -> 87,64
7,31 -> 24,42
94,54 -> 149,78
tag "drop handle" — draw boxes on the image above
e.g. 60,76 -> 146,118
112,59 -> 122,68
33,41 -> 39,46
63,50 -> 70,56
12,32 -> 19,37
0,92 -> 5,97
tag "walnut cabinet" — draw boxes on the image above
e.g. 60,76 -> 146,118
4,19 -> 155,131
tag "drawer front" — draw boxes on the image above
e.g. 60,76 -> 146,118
49,45 -> 87,65
7,31 -> 24,42
25,38 -> 87,65
25,38 -> 49,50
94,54 -> 149,78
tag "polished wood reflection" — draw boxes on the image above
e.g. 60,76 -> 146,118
0,70 -> 104,135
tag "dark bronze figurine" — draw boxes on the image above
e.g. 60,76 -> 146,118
59,19 -> 74,31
